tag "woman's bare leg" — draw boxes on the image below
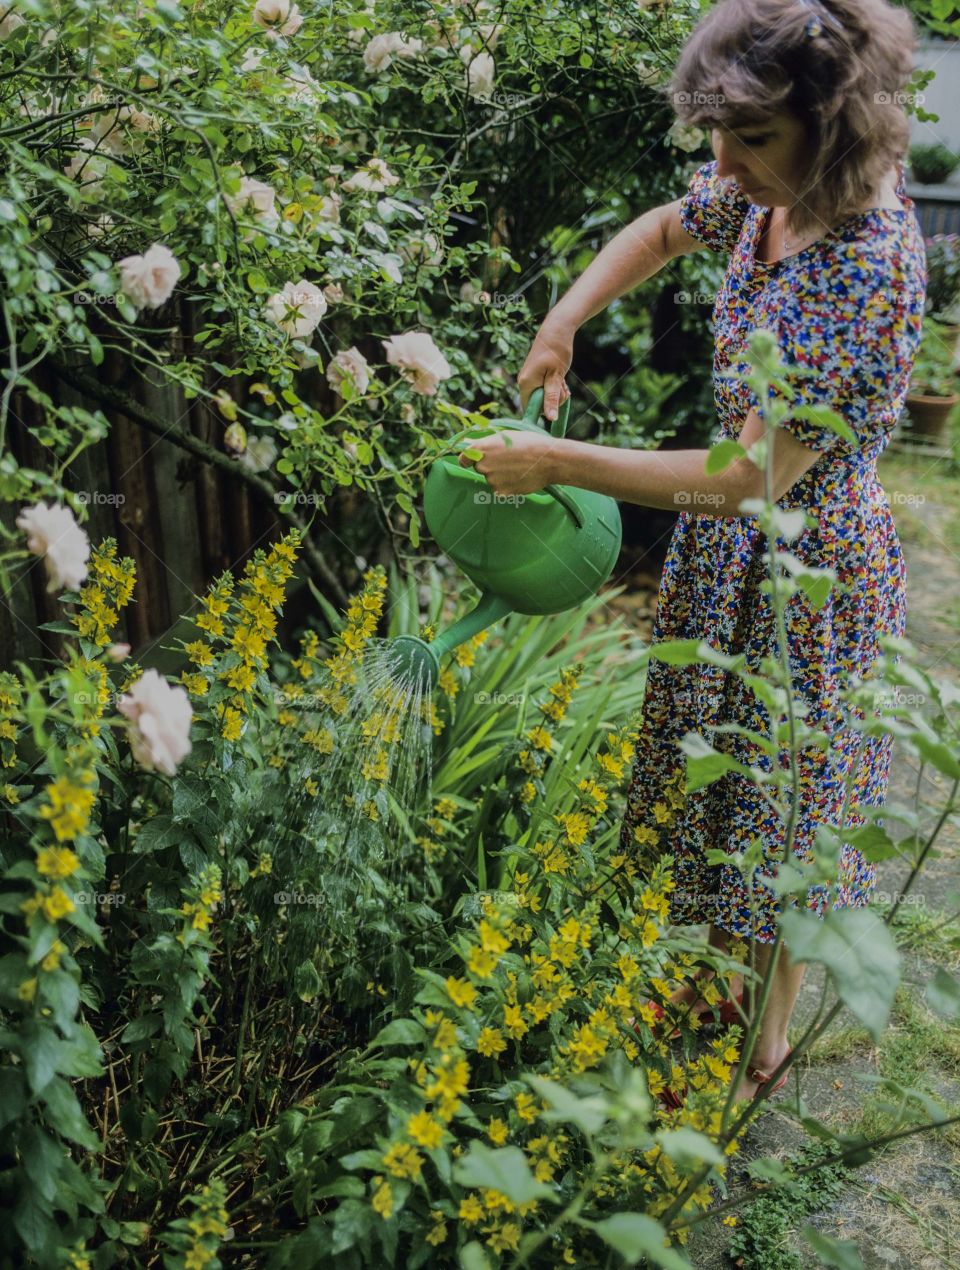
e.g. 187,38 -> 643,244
669,922 -> 742,1009
732,939 -> 806,1100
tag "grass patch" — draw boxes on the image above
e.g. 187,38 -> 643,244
725,1142 -> 849,1270
873,897 -> 960,966
804,1021 -> 874,1063
851,987 -> 960,1148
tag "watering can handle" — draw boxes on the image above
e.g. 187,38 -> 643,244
524,385 -> 571,438
517,387 -> 582,528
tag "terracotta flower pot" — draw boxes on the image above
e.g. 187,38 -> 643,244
904,391 -> 959,441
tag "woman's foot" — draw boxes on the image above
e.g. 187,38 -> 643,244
631,976 -> 743,1036
731,1039 -> 792,1102
669,977 -> 743,1022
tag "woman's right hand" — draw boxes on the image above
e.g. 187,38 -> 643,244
517,319 -> 575,421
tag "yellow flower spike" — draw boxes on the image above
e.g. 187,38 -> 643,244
466,945 -> 499,979
514,1091 -> 537,1123
476,1027 -> 507,1058
35,846 -> 81,880
487,1117 -> 508,1145
38,886 -> 76,922
526,725 -> 553,752
459,1195 -> 483,1224
371,1178 -> 393,1219
406,1110 -> 444,1149
444,976 -> 477,1009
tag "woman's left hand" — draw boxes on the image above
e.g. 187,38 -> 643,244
457,430 -> 561,496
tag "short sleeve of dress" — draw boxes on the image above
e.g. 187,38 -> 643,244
746,241 -> 922,455
678,158 -> 751,254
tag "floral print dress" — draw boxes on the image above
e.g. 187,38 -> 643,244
619,158 -> 927,943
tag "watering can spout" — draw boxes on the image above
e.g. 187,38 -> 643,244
388,592 -> 514,690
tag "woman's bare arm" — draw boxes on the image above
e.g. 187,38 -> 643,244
541,197 -> 704,334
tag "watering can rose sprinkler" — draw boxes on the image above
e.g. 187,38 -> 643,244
388,387 -> 623,689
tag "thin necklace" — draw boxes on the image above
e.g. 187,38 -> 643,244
776,180 -> 899,253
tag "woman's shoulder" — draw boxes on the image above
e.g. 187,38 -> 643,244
678,157 -> 752,255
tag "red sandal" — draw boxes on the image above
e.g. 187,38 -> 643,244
743,1048 -> 793,1098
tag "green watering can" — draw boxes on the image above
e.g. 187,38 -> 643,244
389,387 -> 623,688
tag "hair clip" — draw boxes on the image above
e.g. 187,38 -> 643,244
797,0 -> 842,39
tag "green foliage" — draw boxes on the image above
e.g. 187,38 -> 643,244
922,233 -> 960,323
908,317 -> 960,396
908,141 -> 960,185
727,1143 -> 851,1270
0,0 -> 715,590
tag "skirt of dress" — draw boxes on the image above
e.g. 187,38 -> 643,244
618,457 -> 906,944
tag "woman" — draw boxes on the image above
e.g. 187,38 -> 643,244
458,0 -> 927,1100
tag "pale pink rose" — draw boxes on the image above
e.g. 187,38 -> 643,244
314,192 -> 341,223
117,242 -> 182,309
224,174 -> 278,226
16,501 -> 91,593
463,49 -> 495,100
363,32 -> 423,72
323,282 -> 344,305
91,105 -> 159,156
382,331 -> 453,397
477,23 -> 504,50
264,279 -> 327,338
87,214 -> 114,240
107,642 -> 131,663
326,346 -> 371,395
118,669 -> 193,777
342,158 -> 400,193
252,0 -> 303,37
64,143 -> 110,195
1,12 -> 27,39
238,434 -> 278,473
282,64 -> 322,104
241,46 -> 266,72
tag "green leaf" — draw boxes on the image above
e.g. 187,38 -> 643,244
294,959 -> 322,1003
801,1225 -> 864,1269
705,439 -> 746,476
452,1143 -> 555,1207
459,1242 -> 492,1270
579,1213 -> 689,1268
367,1018 -> 427,1049
13,1188 -> 54,1256
39,1076 -> 99,1149
131,815 -> 181,854
121,1014 -> 162,1044
789,403 -> 858,445
38,970 -> 80,1032
20,1021 -> 61,1095
677,732 -> 748,792
655,1126 -> 723,1168
926,967 -> 960,1019
779,907 -> 900,1041
525,1075 -> 609,1136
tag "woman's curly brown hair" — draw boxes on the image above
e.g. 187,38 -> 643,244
666,0 -> 920,238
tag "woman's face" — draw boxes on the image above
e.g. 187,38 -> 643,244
711,113 -> 811,205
